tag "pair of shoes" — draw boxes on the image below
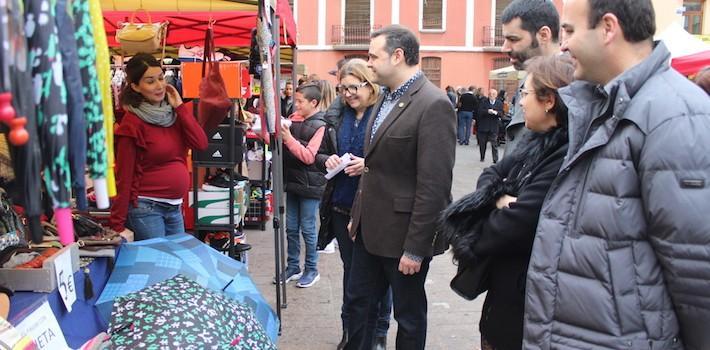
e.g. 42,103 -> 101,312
464,141 -> 469,145
203,170 -> 248,190
317,240 -> 336,254
272,267 -> 302,284
296,269 -> 320,288
336,329 -> 348,350
204,232 -> 249,252
480,157 -> 485,162
373,335 -> 386,350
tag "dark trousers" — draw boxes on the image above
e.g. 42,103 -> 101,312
332,211 -> 392,337
477,130 -> 499,162
345,234 -> 431,350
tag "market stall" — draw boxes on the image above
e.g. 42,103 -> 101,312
657,22 -> 710,76
0,0 -> 296,347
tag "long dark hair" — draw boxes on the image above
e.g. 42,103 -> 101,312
119,53 -> 162,108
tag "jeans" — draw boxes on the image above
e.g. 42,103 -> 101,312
126,198 -> 185,241
286,193 -> 320,272
457,111 -> 473,144
332,211 -> 392,337
345,234 -> 431,350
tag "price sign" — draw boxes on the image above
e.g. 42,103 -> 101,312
53,249 -> 76,312
15,301 -> 70,350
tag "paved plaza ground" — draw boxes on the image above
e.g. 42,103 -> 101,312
247,143 -> 501,349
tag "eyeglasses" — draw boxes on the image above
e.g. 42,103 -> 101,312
519,88 -> 536,98
336,82 -> 368,95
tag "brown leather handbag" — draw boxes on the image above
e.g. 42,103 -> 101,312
198,25 -> 232,134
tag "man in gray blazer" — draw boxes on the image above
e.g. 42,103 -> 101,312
344,25 -> 456,350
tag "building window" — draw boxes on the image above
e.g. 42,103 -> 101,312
422,57 -> 442,88
336,0 -> 371,45
483,0 -> 513,46
684,1 -> 705,34
421,0 -> 445,31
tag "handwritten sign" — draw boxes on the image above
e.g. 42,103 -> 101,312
53,249 -> 76,312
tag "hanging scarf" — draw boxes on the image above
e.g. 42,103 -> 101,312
126,102 -> 176,127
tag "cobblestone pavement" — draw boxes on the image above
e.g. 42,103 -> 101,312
247,143 -> 502,349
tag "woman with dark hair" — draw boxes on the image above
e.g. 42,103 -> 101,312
441,55 -> 575,350
110,53 -> 208,241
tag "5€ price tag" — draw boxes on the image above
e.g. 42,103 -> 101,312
53,249 -> 76,312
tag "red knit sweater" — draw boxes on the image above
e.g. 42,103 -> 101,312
110,103 -> 208,232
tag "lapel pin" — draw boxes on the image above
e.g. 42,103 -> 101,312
398,102 -> 404,107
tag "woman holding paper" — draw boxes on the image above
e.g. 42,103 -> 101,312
318,59 -> 392,349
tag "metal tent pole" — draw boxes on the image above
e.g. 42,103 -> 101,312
271,14 -> 289,311
256,0 -> 286,330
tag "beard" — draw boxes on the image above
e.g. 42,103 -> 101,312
509,37 -> 542,70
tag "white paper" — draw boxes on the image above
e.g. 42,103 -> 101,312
15,301 -> 70,350
53,249 -> 76,313
325,153 -> 353,180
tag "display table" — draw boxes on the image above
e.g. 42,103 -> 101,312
7,257 -> 112,348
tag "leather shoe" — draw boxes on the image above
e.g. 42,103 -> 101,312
336,329 -> 348,350
373,335 -> 386,350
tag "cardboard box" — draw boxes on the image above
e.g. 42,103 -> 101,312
192,126 -> 245,164
194,207 -> 243,225
0,243 -> 80,292
189,187 -> 245,209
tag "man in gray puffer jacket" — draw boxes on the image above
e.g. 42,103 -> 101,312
524,1 -> 710,349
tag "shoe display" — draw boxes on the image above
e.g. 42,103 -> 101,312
203,169 -> 249,191
204,232 -> 250,253
295,269 -> 320,288
272,267 -> 302,284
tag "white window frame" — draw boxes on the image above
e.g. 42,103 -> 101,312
419,0 -> 447,33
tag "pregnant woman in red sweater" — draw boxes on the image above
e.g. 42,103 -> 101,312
110,53 -> 208,240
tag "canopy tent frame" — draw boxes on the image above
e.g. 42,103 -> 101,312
102,0 -> 297,333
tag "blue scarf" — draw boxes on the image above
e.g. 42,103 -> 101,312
331,106 -> 372,208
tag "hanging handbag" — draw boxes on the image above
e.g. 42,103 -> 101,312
198,25 -> 232,134
116,9 -> 168,55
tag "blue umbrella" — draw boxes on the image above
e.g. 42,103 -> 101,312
96,234 -> 279,343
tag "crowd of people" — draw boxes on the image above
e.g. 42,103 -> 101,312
275,0 -> 710,349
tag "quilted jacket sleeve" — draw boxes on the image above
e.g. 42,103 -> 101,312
640,112 -> 710,350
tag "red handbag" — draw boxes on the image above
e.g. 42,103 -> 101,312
198,25 -> 231,134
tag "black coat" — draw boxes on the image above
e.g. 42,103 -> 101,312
476,99 -> 503,133
283,112 -> 329,199
442,127 -> 568,350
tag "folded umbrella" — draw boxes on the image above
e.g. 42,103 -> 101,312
96,234 -> 279,343
108,274 -> 276,350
